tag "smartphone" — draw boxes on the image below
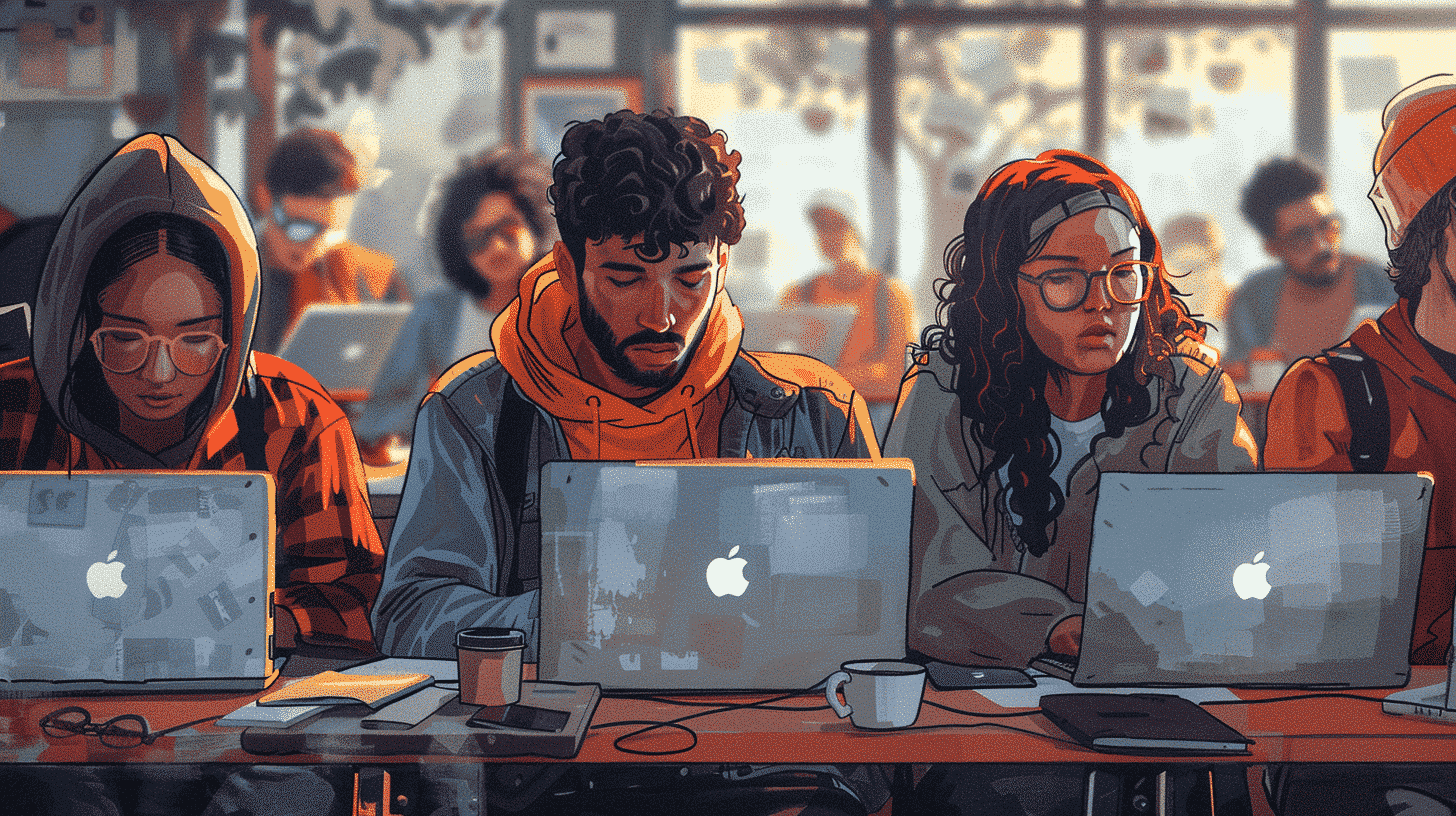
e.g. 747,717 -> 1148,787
466,703 -> 571,733
925,661 -> 1036,691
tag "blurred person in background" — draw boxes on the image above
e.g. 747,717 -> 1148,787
780,188 -> 915,438
1160,213 -> 1230,356
252,127 -> 410,353
353,146 -> 555,466
1223,156 -> 1390,384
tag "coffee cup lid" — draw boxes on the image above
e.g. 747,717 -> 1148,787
456,627 -> 525,650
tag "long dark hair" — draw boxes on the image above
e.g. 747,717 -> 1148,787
925,149 -> 1204,557
69,212 -> 231,434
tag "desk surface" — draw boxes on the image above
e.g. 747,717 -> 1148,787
4,666 -> 1456,766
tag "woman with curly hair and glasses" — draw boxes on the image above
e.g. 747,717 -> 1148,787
885,148 -> 1258,815
887,149 -> 1258,671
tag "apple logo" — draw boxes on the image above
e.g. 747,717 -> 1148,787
86,550 -> 128,599
1232,550 -> 1273,600
705,545 -> 749,597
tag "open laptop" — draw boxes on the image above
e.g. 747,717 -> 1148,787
276,303 -> 412,399
537,459 -> 914,693
1033,472 -> 1432,689
0,471 -> 277,695
739,305 -> 856,367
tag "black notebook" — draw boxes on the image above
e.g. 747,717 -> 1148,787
1040,693 -> 1253,755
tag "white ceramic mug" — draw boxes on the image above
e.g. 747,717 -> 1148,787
825,660 -> 926,730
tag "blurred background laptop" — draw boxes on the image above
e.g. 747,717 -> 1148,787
739,305 -> 855,367
538,459 -> 914,693
0,471 -> 277,694
276,303 -> 412,402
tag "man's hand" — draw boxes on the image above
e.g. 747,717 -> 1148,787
1048,615 -> 1083,657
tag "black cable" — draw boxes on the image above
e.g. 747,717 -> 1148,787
592,689 -> 816,756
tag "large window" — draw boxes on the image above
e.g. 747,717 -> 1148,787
673,0 -> 1456,338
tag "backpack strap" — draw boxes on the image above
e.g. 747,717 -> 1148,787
233,373 -> 270,472
1324,347 -> 1389,473
494,380 -> 538,596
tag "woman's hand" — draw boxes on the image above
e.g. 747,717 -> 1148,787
1048,615 -> 1083,657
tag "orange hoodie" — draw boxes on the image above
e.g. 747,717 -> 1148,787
491,250 -> 741,460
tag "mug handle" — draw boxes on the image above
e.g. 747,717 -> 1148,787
825,670 -> 853,719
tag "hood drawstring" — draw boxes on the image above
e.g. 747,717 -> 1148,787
680,384 -> 699,458
586,395 -> 602,459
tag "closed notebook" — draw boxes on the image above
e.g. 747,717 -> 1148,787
1039,693 -> 1253,755
258,671 -> 433,709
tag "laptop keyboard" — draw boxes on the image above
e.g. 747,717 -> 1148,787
1030,652 -> 1078,681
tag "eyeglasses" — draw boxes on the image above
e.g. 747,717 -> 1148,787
462,219 -> 529,256
1017,260 -> 1155,312
1275,215 -> 1341,251
40,706 -> 216,749
91,328 -> 228,377
271,203 -> 328,243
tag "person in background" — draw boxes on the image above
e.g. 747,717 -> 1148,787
252,127 -> 409,354
373,109 -> 884,816
1262,73 -> 1456,816
885,149 -> 1257,815
0,133 -> 385,814
1159,212 -> 1230,354
780,188 -> 916,438
1222,156 -> 1390,382
353,146 -> 555,465
0,208 -> 62,365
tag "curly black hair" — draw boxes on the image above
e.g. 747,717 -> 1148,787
435,146 -> 555,302
1239,157 -> 1325,243
925,150 -> 1203,558
549,109 -> 745,272
1388,174 -> 1456,303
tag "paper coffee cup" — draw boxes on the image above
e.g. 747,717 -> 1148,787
456,627 -> 525,707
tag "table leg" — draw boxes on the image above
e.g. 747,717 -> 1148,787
1085,765 -> 1230,816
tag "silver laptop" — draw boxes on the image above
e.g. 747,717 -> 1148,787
0,471 -> 278,694
538,459 -> 914,692
740,305 -> 856,366
276,303 -> 411,397
1043,472 -> 1431,689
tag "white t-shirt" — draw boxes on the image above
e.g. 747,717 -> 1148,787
1000,411 -> 1107,528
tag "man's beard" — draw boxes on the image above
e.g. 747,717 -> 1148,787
1288,251 -> 1341,288
577,277 -> 710,391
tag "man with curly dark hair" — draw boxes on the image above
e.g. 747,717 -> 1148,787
373,109 -> 882,815
1223,156 -> 1390,380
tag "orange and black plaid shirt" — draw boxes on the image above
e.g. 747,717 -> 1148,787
0,354 -> 385,654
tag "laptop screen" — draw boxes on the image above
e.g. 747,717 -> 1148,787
1076,472 -> 1432,688
0,471 -> 277,693
538,459 -> 913,692
276,303 -> 412,396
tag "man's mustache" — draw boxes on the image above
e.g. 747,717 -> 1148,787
617,330 -> 686,352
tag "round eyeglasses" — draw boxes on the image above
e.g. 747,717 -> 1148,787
40,705 -> 219,749
1017,260 -> 1155,312
90,328 -> 228,377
